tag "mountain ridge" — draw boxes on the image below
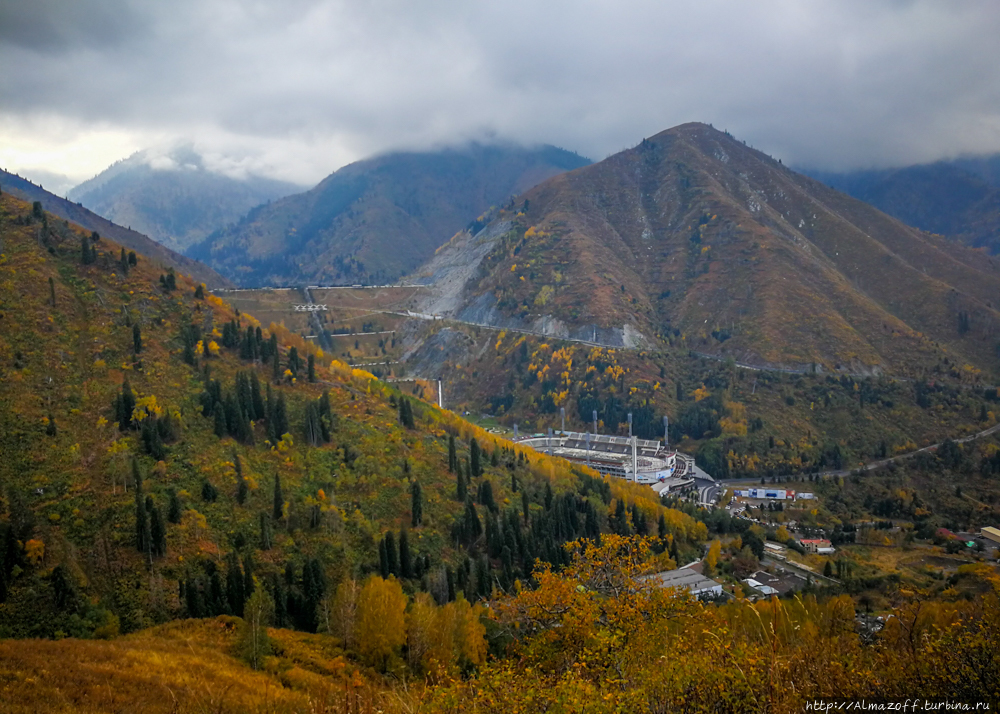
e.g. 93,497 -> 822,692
189,143 -> 591,287
67,146 -> 302,253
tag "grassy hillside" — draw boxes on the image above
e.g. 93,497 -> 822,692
189,143 -> 590,287
0,191 -> 700,641
0,170 -> 230,288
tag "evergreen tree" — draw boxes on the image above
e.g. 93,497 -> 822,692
273,352 -> 280,383
658,513 -> 667,539
132,323 -> 142,354
150,502 -> 166,557
274,392 -> 288,438
213,402 -> 226,438
259,512 -> 273,550
307,354 -> 316,382
399,529 -> 412,579
250,372 -> 265,421
201,480 -> 218,502
478,480 -> 496,512
305,401 -> 323,446
410,480 -> 423,527
456,463 -> 467,501
194,284 -> 205,299
226,552 -> 246,617
81,235 -> 95,265
470,438 -> 482,478
385,532 -> 398,576
522,490 -> 530,524
48,276 -> 56,307
273,473 -> 284,521
288,347 -> 300,377
168,488 -> 182,524
448,434 -> 457,472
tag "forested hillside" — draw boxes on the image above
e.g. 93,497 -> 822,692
0,190 -> 697,642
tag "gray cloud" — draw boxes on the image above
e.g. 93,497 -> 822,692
2,0 -> 999,185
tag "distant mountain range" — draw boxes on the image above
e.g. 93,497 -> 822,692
410,123 -> 1000,374
67,146 -> 302,252
0,168 -> 231,288
805,155 -> 1000,253
187,143 -> 591,287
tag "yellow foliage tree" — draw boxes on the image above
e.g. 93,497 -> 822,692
356,575 -> 407,670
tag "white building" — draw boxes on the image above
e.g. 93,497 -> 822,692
642,566 -> 723,598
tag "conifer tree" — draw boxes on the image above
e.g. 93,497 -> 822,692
307,354 -> 316,383
214,403 -> 226,438
250,372 -> 265,421
399,529 -> 412,579
456,461 -> 467,501
132,323 -> 142,354
274,392 -> 288,439
410,480 -> 423,527
168,488 -> 182,524
288,347 -> 300,377
522,490 -> 530,524
448,434 -> 457,472
385,531 -> 398,576
202,480 -> 218,502
194,284 -> 205,299
470,438 -> 482,478
150,501 -> 166,557
273,352 -> 280,382
48,277 -> 56,307
226,552 -> 246,617
259,512 -> 273,550
273,473 -> 284,521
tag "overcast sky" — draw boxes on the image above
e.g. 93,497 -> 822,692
2,0 -> 999,193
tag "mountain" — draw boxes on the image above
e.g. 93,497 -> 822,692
67,146 -> 302,252
188,143 -> 591,287
0,168 -> 231,288
806,156 -> 1000,253
413,123 -> 1000,376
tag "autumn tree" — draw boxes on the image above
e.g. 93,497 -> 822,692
704,539 -> 721,577
356,575 -> 407,670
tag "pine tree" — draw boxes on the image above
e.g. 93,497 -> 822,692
410,480 -> 423,527
168,489 -> 182,524
48,276 -> 56,307
259,512 -> 273,550
214,403 -> 226,438
307,354 -> 316,382
288,347 -> 300,377
250,372 -> 265,421
132,323 -> 142,354
448,434 -> 457,472
201,480 -> 218,502
522,490 -> 530,524
273,352 -> 280,383
456,462 -> 467,501
226,552 -> 246,617
385,532 -> 398,576
274,392 -> 288,439
470,438 -> 482,478
399,529 -> 412,579
150,502 -> 166,557
273,473 -> 284,521
194,284 -> 205,299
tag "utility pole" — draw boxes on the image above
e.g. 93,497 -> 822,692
663,415 -> 669,451
628,412 -> 633,438
632,435 -> 638,483
593,410 -> 598,436
560,407 -> 565,434
585,431 -> 591,466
